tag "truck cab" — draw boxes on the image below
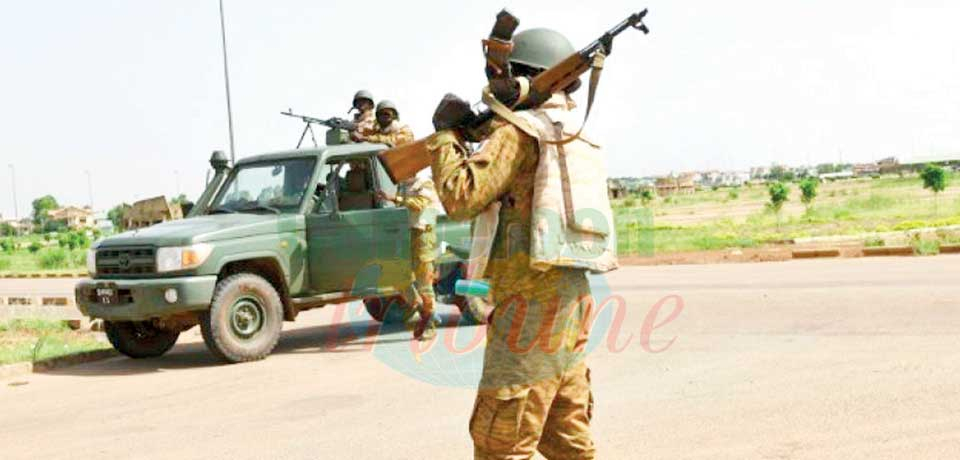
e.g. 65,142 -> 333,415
76,144 -> 472,363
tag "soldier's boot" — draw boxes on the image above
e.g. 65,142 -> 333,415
413,296 -> 437,341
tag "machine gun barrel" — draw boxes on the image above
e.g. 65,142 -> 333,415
280,110 -> 357,132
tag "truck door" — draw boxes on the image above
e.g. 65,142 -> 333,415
305,157 -> 411,296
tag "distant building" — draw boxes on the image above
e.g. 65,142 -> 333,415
819,171 -> 854,181
123,196 -> 184,229
852,163 -> 880,177
655,173 -> 696,196
47,206 -> 94,230
877,157 -> 899,175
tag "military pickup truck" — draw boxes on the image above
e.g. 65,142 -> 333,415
76,144 -> 473,363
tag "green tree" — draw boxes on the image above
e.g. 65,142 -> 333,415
920,164 -> 947,215
640,189 -> 655,207
0,222 -> 15,236
108,203 -> 129,231
31,195 -> 59,228
767,181 -> 790,227
799,177 -> 819,211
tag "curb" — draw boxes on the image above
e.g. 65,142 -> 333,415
791,249 -> 840,259
862,246 -> 914,257
0,349 -> 117,381
940,245 -> 960,254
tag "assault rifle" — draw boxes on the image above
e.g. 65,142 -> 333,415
281,109 -> 358,148
379,9 -> 650,183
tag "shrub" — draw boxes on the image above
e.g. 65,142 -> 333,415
727,188 -> 740,200
28,241 -> 43,253
622,197 -> 637,208
640,189 -> 655,207
767,182 -> 790,213
864,237 -> 885,247
38,248 -> 70,269
0,238 -> 14,253
799,178 -> 818,209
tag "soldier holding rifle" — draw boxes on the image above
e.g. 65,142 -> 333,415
380,9 -> 648,458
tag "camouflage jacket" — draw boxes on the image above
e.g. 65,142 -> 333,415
359,120 -> 414,147
352,109 -> 376,134
396,177 -> 440,230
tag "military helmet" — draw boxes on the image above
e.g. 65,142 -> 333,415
353,89 -> 374,105
376,99 -> 399,118
509,28 -> 575,71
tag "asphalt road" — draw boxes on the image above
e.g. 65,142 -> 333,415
2,256 -> 959,459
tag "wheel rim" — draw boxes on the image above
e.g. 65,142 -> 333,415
229,296 -> 265,339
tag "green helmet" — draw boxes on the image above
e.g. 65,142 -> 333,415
376,100 -> 399,118
353,89 -> 374,105
509,28 -> 575,71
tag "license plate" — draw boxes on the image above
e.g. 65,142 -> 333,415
96,286 -> 118,305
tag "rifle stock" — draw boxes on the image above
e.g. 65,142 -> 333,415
379,136 -> 434,183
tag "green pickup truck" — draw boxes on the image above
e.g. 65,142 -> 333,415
76,144 -> 473,363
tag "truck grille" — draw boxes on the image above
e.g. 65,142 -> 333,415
96,247 -> 156,275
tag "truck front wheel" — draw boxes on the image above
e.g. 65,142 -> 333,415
105,321 -> 180,359
200,273 -> 283,363
363,295 -> 414,324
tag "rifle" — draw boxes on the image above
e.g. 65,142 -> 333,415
281,109 -> 358,148
380,9 -> 650,183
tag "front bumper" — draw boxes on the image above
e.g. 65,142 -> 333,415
75,275 -> 218,321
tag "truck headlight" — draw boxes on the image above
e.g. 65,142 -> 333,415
86,249 -> 97,275
156,244 -> 213,272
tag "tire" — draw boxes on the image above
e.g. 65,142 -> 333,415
200,273 -> 283,363
363,295 -> 414,324
104,321 -> 180,359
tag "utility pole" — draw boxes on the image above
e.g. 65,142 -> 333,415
219,0 -> 237,165
84,170 -> 94,209
7,164 -> 17,220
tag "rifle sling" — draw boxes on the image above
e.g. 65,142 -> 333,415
542,51 -> 605,146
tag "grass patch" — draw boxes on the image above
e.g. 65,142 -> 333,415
0,319 -> 108,365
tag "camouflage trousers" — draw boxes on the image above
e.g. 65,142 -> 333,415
406,226 -> 436,311
470,362 -> 594,459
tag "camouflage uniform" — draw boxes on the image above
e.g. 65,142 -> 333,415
352,108 -> 376,134
429,118 -> 595,459
394,177 -> 441,317
358,120 -> 414,147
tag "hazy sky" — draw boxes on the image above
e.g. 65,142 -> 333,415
1,0 -> 958,218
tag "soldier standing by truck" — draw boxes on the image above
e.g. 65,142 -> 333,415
350,89 -> 377,133
378,175 -> 442,340
352,100 -> 414,147
428,29 -> 612,459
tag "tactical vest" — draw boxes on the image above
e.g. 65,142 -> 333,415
481,92 -> 619,274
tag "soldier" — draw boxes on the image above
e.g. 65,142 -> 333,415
428,29 -> 599,458
377,174 -> 442,340
352,100 -> 414,147
351,90 -> 377,134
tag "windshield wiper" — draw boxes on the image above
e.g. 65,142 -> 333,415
237,203 -> 281,214
209,206 -> 237,214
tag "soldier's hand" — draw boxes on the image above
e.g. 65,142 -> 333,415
376,191 -> 395,203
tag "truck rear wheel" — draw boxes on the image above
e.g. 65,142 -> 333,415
105,321 -> 180,359
363,295 -> 415,324
200,273 -> 283,363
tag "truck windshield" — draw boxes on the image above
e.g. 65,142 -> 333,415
210,158 -> 316,214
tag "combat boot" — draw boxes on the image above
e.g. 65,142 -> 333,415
413,297 -> 438,341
